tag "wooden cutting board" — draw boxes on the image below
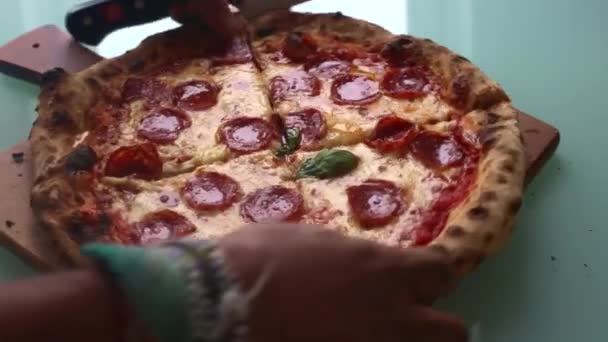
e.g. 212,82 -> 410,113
0,26 -> 560,270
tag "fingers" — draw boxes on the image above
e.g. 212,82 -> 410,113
401,306 -> 469,342
383,247 -> 457,303
171,0 -> 246,37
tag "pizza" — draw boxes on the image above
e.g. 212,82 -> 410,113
30,10 -> 525,274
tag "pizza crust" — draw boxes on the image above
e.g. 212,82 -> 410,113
31,11 -> 525,274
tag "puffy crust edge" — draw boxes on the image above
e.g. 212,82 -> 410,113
432,103 -> 525,275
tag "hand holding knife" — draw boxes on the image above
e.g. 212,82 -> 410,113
66,0 -> 311,45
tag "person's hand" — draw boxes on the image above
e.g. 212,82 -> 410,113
220,225 -> 468,342
170,0 -> 245,37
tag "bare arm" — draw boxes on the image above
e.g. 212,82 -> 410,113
0,270 -> 121,342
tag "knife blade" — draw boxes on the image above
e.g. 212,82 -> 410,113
67,0 -> 310,46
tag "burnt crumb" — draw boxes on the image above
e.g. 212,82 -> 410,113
256,26 -> 276,38
584,263 -> 588,268
65,145 -> 98,172
5,220 -> 15,228
589,229 -> 593,232
557,167 -> 561,171
40,68 -> 66,86
11,152 -> 25,164
550,256 -> 557,261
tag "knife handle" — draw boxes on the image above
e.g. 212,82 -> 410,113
66,0 -> 180,45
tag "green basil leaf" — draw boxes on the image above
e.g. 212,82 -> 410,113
296,149 -> 359,180
275,128 -> 301,157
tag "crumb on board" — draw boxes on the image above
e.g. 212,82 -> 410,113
584,263 -> 588,268
11,152 -> 25,164
550,256 -> 557,261
5,220 -> 15,228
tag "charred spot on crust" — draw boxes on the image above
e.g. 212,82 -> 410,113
468,206 -> 490,220
454,55 -> 470,63
500,160 -> 515,173
5,220 -> 15,228
487,112 -> 500,124
480,191 -> 498,202
483,232 -> 494,245
128,58 -> 146,72
40,68 -> 66,87
497,174 -> 508,184
479,125 -> 506,151
256,26 -> 276,38
381,36 -> 420,66
509,197 -> 523,214
450,74 -> 470,109
446,225 -> 466,238
50,111 -> 74,127
333,11 -> 344,19
65,145 -> 98,172
99,64 -> 123,80
67,213 -> 111,244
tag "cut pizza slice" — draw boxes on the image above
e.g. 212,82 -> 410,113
98,150 -> 303,244
250,12 -> 460,152
69,28 -> 276,178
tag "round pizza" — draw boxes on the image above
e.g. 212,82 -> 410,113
30,11 -> 525,274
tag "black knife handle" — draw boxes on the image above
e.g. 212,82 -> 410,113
66,0 -> 182,45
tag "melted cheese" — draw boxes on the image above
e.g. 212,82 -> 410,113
296,144 -> 448,247
262,63 -> 454,152
108,151 -> 294,240
119,62 -> 271,174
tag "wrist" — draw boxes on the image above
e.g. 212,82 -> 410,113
82,241 -> 250,342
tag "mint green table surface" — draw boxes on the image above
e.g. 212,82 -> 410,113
1,1 -> 606,341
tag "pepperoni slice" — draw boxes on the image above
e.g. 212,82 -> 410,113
381,67 -> 432,100
122,78 -> 169,104
134,210 -> 196,244
306,60 -> 352,78
240,186 -> 304,223
284,109 -> 327,148
366,116 -> 417,152
137,108 -> 191,144
181,172 -> 242,212
410,131 -> 465,169
282,32 -> 318,63
270,71 -> 321,103
331,74 -> 381,105
104,143 -> 162,180
210,36 -> 253,65
173,80 -> 219,111
347,179 -> 404,228
219,117 -> 274,153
